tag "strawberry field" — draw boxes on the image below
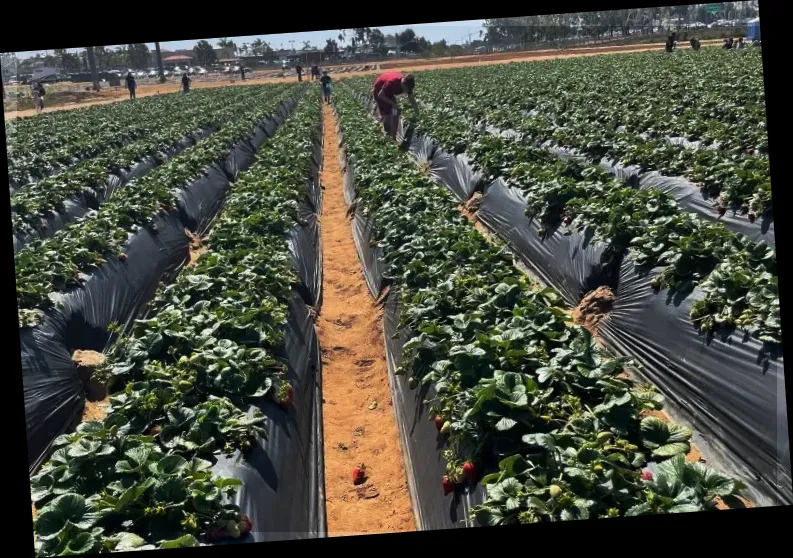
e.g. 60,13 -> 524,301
12,44 -> 789,553
17,82 -> 328,552
336,46 -> 787,517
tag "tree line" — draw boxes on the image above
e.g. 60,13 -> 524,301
484,2 -> 759,46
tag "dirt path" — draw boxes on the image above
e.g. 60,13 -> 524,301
4,39 -> 721,120
317,103 -> 416,536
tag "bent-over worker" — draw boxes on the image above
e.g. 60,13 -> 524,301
371,72 -> 419,141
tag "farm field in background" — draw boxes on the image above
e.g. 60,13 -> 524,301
3,38 -> 722,120
7,39 -> 788,555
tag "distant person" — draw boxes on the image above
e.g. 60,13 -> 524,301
690,37 -> 701,51
181,72 -> 191,93
296,64 -> 303,82
240,65 -> 246,80
320,70 -> 332,104
311,64 -> 320,80
371,72 -> 419,140
126,71 -> 136,100
665,33 -> 676,53
736,37 -> 746,50
31,81 -> 45,114
723,37 -> 734,50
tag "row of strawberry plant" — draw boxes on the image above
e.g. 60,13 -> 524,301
30,92 -> 323,555
408,48 -> 768,158
15,83 -> 302,328
10,86 -> 282,245
6,89 -> 222,188
333,86 -> 745,525
405,49 -> 771,215
345,79 -> 780,347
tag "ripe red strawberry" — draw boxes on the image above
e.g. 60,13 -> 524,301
240,515 -> 252,535
279,384 -> 294,410
442,476 -> 456,496
352,464 -> 366,485
717,206 -> 726,217
641,471 -> 653,481
462,462 -> 478,484
118,253 -> 128,262
433,416 -> 444,431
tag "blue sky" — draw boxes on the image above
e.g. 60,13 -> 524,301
17,20 -> 486,58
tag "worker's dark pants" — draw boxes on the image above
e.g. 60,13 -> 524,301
129,88 -> 136,99
298,74 -> 302,82
377,102 -> 399,136
323,86 -> 331,103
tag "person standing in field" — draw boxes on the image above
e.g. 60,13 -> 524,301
736,37 -> 746,50
181,72 -> 191,93
371,72 -> 419,140
320,70 -> 332,104
126,72 -> 136,100
240,65 -> 246,81
311,64 -> 320,81
296,64 -> 303,82
690,37 -> 701,51
665,34 -> 676,53
31,81 -> 45,114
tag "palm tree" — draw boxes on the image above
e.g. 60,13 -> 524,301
217,38 -> 238,59
86,46 -> 99,91
154,42 -> 165,83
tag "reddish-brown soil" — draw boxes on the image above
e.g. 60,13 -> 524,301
571,286 -> 616,336
72,350 -> 109,422
185,229 -> 207,267
72,349 -> 105,368
317,103 -> 416,536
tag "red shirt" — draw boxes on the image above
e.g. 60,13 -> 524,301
373,72 -> 404,101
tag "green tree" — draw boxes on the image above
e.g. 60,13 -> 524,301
53,48 -> 68,70
250,39 -> 276,61
193,40 -> 217,65
324,38 -> 340,55
431,39 -> 448,57
398,28 -> 419,52
369,28 -> 388,55
217,38 -> 237,58
126,43 -> 150,69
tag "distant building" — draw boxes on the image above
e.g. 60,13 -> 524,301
162,54 -> 193,65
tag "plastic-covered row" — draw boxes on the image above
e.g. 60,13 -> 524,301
12,127 -> 217,254
23,97 -> 299,472
214,116 -> 327,541
356,91 -> 790,508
